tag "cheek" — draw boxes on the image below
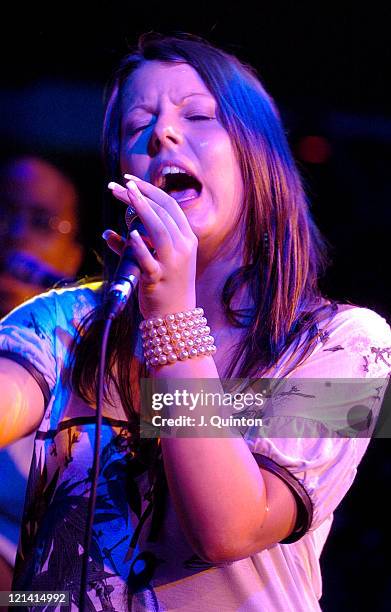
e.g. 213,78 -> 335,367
119,140 -> 148,176
120,158 -> 148,182
120,150 -> 136,173
121,157 -> 136,174
200,135 -> 242,199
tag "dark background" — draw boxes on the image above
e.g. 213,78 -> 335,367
1,2 -> 390,609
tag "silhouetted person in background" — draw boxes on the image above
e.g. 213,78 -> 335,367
0,156 -> 82,316
0,156 -> 82,592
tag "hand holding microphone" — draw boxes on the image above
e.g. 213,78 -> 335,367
104,205 -> 141,319
104,177 -> 198,321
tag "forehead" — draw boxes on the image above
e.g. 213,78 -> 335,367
121,61 -> 213,112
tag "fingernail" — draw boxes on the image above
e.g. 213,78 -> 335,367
130,229 -> 140,239
124,173 -> 140,181
108,181 -> 118,190
102,230 -> 112,240
126,180 -> 138,191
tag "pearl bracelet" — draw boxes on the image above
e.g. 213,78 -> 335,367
139,307 -> 217,367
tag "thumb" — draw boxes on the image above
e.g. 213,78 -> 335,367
102,229 -> 125,256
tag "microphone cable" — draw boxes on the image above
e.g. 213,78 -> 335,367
79,206 -> 139,610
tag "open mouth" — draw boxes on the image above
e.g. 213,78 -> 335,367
161,172 -> 202,204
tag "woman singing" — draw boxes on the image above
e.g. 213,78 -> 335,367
0,33 -> 390,610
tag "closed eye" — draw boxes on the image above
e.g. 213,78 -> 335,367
128,115 -> 214,137
129,123 -> 153,135
187,115 -> 215,121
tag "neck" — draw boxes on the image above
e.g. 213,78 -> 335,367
195,233 -> 249,333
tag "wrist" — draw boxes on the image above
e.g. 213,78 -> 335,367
141,294 -> 196,322
140,307 -> 216,368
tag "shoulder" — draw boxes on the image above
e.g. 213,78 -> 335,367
44,280 -> 102,310
300,303 -> 391,378
327,304 -> 390,337
0,281 -> 103,358
50,281 -> 103,324
0,281 -> 104,395
1,281 -> 103,327
323,304 -> 391,359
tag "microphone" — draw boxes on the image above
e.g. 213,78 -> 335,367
105,206 -> 141,320
3,252 -> 66,286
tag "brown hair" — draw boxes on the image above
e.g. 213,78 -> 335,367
70,32 -> 335,421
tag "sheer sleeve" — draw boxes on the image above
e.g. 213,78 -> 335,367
244,306 -> 391,541
0,291 -> 59,405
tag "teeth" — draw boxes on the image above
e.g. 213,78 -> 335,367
161,165 -> 187,176
157,165 -> 191,189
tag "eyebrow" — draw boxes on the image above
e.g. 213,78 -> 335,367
127,92 -> 213,114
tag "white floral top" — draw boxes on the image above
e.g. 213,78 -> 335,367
0,284 -> 390,611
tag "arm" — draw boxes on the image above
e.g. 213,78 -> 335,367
107,178 -> 299,563
0,358 -> 45,447
154,355 -> 298,563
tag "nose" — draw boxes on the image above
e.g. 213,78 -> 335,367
148,113 -> 184,156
